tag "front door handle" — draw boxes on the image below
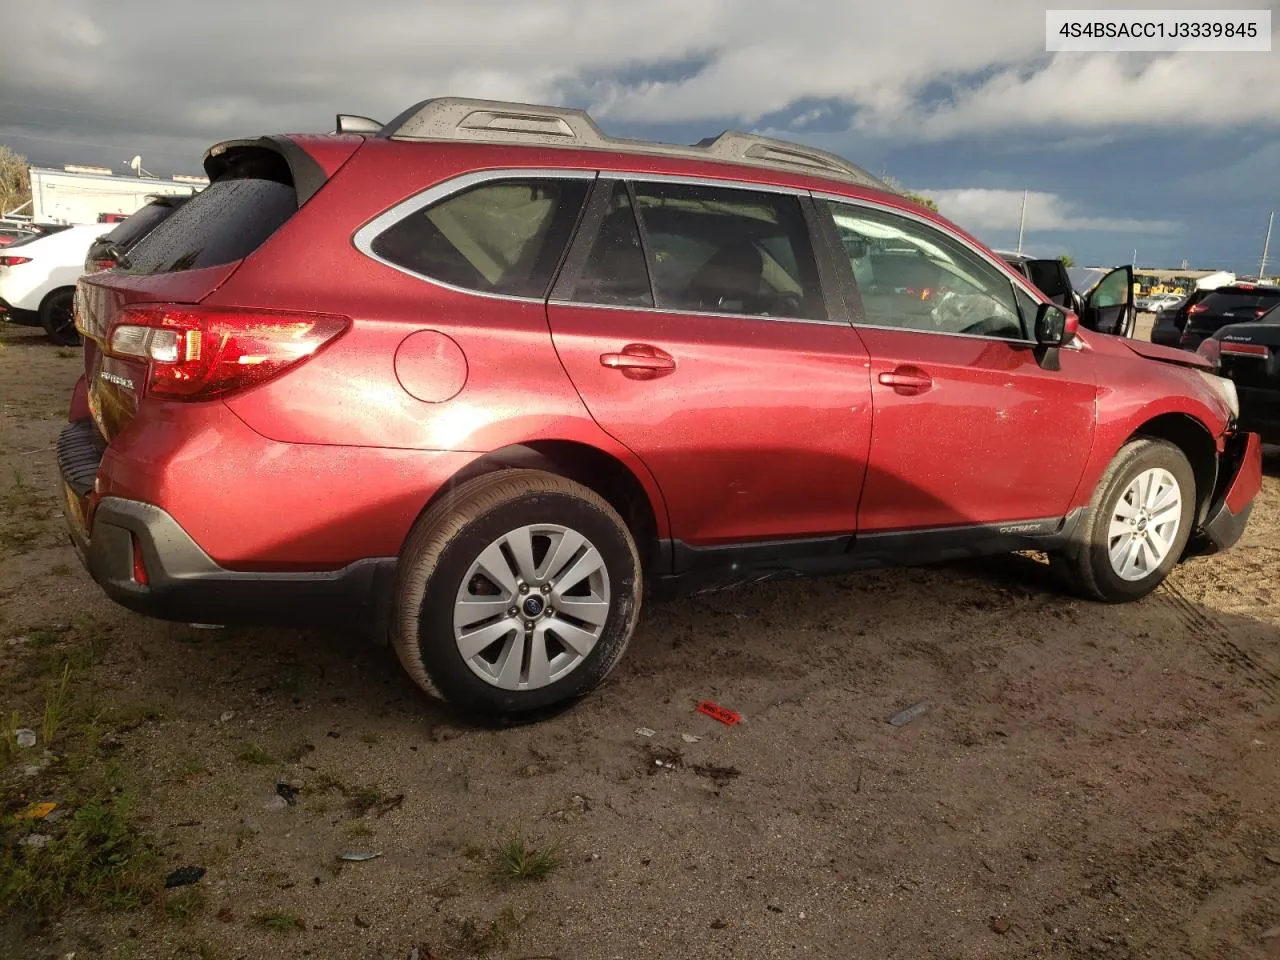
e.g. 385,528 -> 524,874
878,367 -> 933,396
600,344 -> 676,379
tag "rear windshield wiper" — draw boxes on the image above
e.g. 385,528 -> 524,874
105,242 -> 132,271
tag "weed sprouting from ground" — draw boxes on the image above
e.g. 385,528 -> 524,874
253,911 -> 303,933
41,663 -> 72,746
490,836 -> 561,882
235,742 -> 275,766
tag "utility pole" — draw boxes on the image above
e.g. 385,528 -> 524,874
1260,211 -> 1274,282
1016,189 -> 1027,255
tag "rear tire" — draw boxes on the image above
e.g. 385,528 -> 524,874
391,469 -> 642,718
39,289 -> 79,346
1053,439 -> 1195,602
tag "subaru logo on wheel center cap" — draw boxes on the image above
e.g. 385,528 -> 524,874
522,596 -> 545,617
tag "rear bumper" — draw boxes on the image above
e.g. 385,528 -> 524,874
0,297 -> 40,327
1190,430 -> 1262,555
1234,385 -> 1280,444
67,494 -> 396,627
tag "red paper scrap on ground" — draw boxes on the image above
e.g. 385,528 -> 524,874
696,701 -> 741,726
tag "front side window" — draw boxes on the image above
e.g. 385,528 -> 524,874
822,200 -> 1026,340
371,178 -> 589,298
629,181 -> 826,321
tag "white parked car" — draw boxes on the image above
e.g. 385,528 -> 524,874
1146,293 -> 1183,313
0,224 -> 104,345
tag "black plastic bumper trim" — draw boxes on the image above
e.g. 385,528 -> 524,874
78,496 -> 396,628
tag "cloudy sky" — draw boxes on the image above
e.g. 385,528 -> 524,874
2,0 -> 1277,270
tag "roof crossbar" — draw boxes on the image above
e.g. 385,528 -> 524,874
376,97 -> 894,192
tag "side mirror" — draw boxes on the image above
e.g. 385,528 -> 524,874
1034,303 -> 1075,346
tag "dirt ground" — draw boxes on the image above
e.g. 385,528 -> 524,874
2,316 -> 1280,960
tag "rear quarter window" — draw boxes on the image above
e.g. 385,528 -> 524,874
368,178 -> 590,299
123,179 -> 298,275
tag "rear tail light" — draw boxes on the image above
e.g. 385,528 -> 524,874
85,258 -> 115,274
0,256 -> 32,267
106,305 -> 350,401
1256,308 -> 1271,317
1196,338 -> 1220,367
1188,303 -> 1208,314
1220,342 -> 1268,358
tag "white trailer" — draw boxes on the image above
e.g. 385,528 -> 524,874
26,165 -> 207,225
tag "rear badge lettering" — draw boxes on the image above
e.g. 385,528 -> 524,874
100,371 -> 135,391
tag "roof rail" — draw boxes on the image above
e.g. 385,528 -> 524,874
377,97 -> 895,192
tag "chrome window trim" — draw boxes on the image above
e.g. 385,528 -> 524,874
595,171 -> 805,196
543,296 -> 847,328
351,167 -> 598,304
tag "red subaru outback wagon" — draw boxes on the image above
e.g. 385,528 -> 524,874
59,98 -> 1261,718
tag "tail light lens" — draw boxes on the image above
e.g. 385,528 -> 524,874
0,256 -> 32,267
85,258 -> 115,274
1196,338 -> 1221,367
1187,303 -> 1209,314
1220,341 -> 1268,358
106,305 -> 350,401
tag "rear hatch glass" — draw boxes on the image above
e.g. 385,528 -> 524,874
78,161 -> 301,443
105,201 -> 184,250
121,179 -> 297,275
1187,288 -> 1280,334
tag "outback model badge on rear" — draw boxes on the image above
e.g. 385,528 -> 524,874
100,371 -> 135,391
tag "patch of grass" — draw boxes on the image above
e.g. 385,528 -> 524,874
235,742 -> 275,766
348,787 -> 387,817
448,907 -> 526,955
0,765 -> 159,921
176,754 -> 210,782
490,837 -> 561,883
234,827 -> 257,847
344,820 -> 375,839
163,886 -> 208,922
41,663 -> 73,747
305,771 -> 393,817
49,561 -> 73,577
1,710 -> 21,767
253,911 -> 303,934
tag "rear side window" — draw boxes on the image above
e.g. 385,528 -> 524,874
371,178 -> 590,299
631,182 -> 826,321
1199,289 -> 1280,313
124,179 -> 297,275
568,182 -> 653,307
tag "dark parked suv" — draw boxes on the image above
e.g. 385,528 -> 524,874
59,98 -> 1261,717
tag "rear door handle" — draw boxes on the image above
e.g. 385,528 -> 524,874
878,367 -> 933,395
600,344 -> 676,379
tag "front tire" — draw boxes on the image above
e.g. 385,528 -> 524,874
1054,439 -> 1196,602
39,289 -> 79,346
391,470 -> 642,718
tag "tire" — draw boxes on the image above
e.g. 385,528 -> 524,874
1053,439 -> 1196,603
391,469 -> 643,718
39,288 -> 79,346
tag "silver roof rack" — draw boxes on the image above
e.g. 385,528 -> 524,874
377,97 -> 894,192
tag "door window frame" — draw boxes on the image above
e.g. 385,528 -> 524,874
811,193 -> 1043,345
550,174 -> 849,327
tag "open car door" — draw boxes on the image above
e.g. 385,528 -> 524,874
1022,258 -> 1074,309
1079,265 -> 1135,337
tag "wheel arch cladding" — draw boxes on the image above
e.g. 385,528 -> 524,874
1129,413 -> 1217,525
412,441 -> 663,572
